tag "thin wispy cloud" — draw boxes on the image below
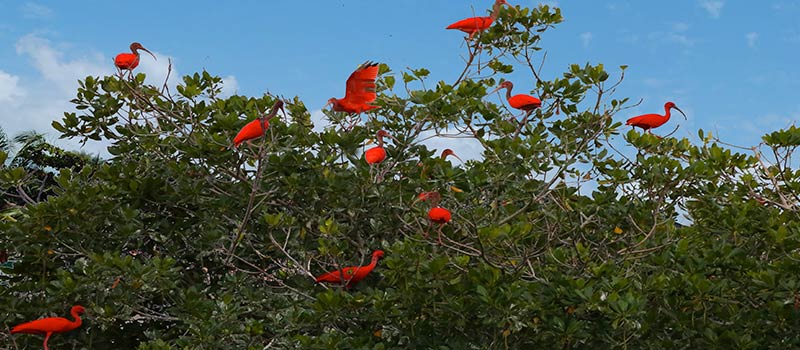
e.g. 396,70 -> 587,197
580,32 -> 593,48
745,32 -> 759,48
19,3 -> 53,19
699,0 -> 724,18
648,23 -> 695,48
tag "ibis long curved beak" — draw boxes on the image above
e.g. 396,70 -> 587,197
487,86 -> 503,95
323,100 -> 333,109
139,47 -> 157,61
451,154 -> 464,163
673,106 -> 687,120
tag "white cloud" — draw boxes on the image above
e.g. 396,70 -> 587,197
220,75 -> 239,97
19,3 -> 53,19
580,32 -> 593,48
699,0 -> 724,18
745,32 -> 759,48
15,34 -> 112,93
0,71 -> 26,103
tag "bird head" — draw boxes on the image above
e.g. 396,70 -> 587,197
665,101 -> 687,120
375,130 -> 398,144
488,81 -> 513,95
495,0 -> 518,13
414,191 -> 441,205
372,250 -> 385,259
324,98 -> 337,110
130,42 -> 157,61
440,149 -> 463,162
71,305 -> 86,315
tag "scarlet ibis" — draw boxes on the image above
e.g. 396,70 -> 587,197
326,61 -> 381,114
439,149 -> 463,163
364,130 -> 397,165
446,0 -> 516,40
488,81 -> 542,115
626,101 -> 687,134
315,250 -> 385,289
11,305 -> 85,350
232,100 -> 285,147
414,191 -> 452,244
114,42 -> 156,71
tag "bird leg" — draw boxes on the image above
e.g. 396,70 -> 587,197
44,332 -> 52,350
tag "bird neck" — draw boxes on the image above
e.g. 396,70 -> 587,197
663,105 -> 672,120
367,255 -> 380,269
376,135 -> 384,147
70,311 -> 83,328
491,2 -> 503,20
504,86 -> 513,101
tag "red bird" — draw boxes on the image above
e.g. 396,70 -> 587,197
489,81 -> 542,115
414,191 -> 452,244
364,130 -> 397,164
11,305 -> 85,350
232,100 -> 285,147
446,0 -> 515,40
326,61 -> 381,114
626,101 -> 687,134
315,250 -> 385,289
439,149 -> 463,163
114,42 -> 156,71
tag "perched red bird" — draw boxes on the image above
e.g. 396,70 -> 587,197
364,130 -> 396,164
232,100 -> 285,147
626,101 -> 687,134
439,149 -> 463,163
446,0 -> 515,40
414,191 -> 453,244
488,81 -> 542,115
326,61 -> 381,114
428,207 -> 452,225
11,305 -> 85,350
114,42 -> 156,71
315,250 -> 385,289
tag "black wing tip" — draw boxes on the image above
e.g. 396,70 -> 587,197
360,60 -> 380,69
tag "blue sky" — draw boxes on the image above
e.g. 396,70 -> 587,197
1,1 -> 799,157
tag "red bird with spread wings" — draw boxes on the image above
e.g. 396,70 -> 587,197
326,61 -> 381,114
11,305 -> 85,350
446,0 -> 516,40
315,250 -> 385,289
626,101 -> 687,134
114,42 -> 156,71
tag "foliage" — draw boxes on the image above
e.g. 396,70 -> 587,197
3,4 -> 800,349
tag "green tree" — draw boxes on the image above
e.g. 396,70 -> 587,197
3,4 -> 800,349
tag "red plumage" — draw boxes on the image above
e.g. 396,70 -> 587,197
446,0 -> 513,39
489,81 -> 541,113
327,61 -> 381,114
11,305 -> 85,350
428,207 -> 452,224
315,250 -> 385,289
114,42 -> 155,71
446,17 -> 494,38
233,119 -> 269,147
364,146 -> 387,164
626,101 -> 686,133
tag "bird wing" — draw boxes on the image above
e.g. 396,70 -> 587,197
626,114 -> 662,128
509,95 -> 542,110
446,16 -> 492,31
11,317 -> 72,334
343,62 -> 379,105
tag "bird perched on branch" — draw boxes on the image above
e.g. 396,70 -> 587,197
11,305 -> 86,350
315,250 -> 385,289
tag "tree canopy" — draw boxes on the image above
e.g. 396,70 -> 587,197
3,4 -> 800,349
